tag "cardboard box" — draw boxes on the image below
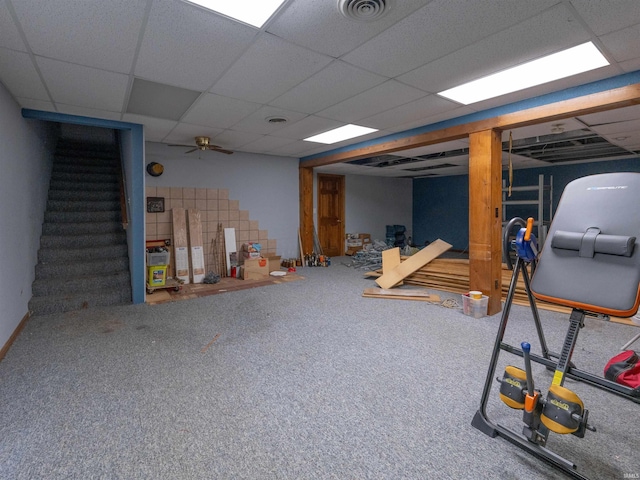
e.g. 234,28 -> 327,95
243,257 -> 269,280
266,255 -> 281,272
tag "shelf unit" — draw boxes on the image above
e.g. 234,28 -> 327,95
502,174 -> 553,248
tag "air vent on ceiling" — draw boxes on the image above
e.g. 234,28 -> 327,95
338,0 -> 392,22
266,116 -> 288,124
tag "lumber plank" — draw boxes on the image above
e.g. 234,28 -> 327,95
375,239 -> 452,289
171,207 -> 190,284
362,290 -> 441,302
363,287 -> 435,298
187,209 -> 205,283
381,247 -> 403,286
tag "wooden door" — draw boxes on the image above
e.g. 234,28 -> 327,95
317,174 -> 345,257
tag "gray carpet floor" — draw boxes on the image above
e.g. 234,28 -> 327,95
1,258 -> 638,479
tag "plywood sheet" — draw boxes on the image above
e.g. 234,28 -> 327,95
187,209 -> 205,283
172,208 -> 190,284
224,228 -> 237,277
375,239 -> 452,289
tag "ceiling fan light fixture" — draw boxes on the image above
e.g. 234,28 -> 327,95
338,0 -> 392,22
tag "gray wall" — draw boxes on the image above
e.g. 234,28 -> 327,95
0,84 -> 56,348
343,175 -> 413,243
144,142 -> 301,258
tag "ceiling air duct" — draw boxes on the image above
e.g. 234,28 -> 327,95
338,0 -> 392,22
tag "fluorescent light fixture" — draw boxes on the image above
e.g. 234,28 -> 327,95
304,124 -> 378,144
187,0 -> 287,28
438,42 -> 609,105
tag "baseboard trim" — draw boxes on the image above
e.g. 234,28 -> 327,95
0,310 -> 31,362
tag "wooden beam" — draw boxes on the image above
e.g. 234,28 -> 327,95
302,82 -> 640,168
299,166 -> 314,256
469,129 -> 503,316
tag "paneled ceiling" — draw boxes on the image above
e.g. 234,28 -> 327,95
1,0 -> 639,177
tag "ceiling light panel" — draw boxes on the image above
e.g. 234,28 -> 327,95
186,0 -> 287,28
304,124 -> 378,144
438,42 -> 609,105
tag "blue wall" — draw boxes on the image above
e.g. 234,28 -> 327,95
413,158 -> 640,250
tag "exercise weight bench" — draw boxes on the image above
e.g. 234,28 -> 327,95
472,172 -> 640,479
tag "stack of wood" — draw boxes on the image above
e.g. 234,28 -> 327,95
365,253 -> 572,314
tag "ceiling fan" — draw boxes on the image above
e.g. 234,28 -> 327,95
168,136 -> 233,154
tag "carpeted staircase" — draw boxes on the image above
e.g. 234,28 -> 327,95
29,140 -> 132,315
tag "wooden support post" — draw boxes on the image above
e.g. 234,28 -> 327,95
299,166 -> 314,257
469,129 -> 503,316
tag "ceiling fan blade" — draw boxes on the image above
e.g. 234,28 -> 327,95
184,148 -> 198,154
168,144 -> 193,148
209,146 -> 234,155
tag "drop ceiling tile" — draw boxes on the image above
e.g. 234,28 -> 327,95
590,119 -> 640,136
386,105 -> 476,133
12,0 -> 147,73
163,123 -> 225,146
601,134 -> 640,149
390,140 -> 469,158
342,0 -> 559,77
267,140 -> 318,157
269,60 -> 387,114
505,119 -> 586,141
120,114 -> 178,142
270,115 -> 342,141
135,0 -> 258,91
181,92 -> 262,129
570,0 -> 640,35
398,4 -> 590,93
0,0 -> 26,51
210,33 -> 333,104
126,78 -> 201,121
230,106 -> 307,135
239,135 -> 297,154
212,129 -> 263,150
317,80 -> 426,123
578,105 -> 640,126
37,57 -> 129,111
361,94 -> 460,130
267,0 -> 430,58
0,48 -> 49,100
14,97 -> 54,111
55,104 -> 123,122
600,24 -> 640,63
619,57 -> 640,73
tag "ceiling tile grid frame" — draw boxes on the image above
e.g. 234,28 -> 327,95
0,0 -> 638,176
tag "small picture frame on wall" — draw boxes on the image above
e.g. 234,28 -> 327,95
146,196 -> 165,213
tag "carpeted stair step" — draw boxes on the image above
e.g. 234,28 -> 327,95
31,270 -> 131,297
38,243 -> 128,263
42,221 -> 124,236
51,171 -> 119,184
35,256 -> 130,279
40,232 -> 127,249
28,288 -> 132,316
49,179 -> 119,191
53,163 -> 119,175
31,138 -> 132,315
55,154 -> 119,166
44,210 -> 121,223
48,189 -> 120,202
